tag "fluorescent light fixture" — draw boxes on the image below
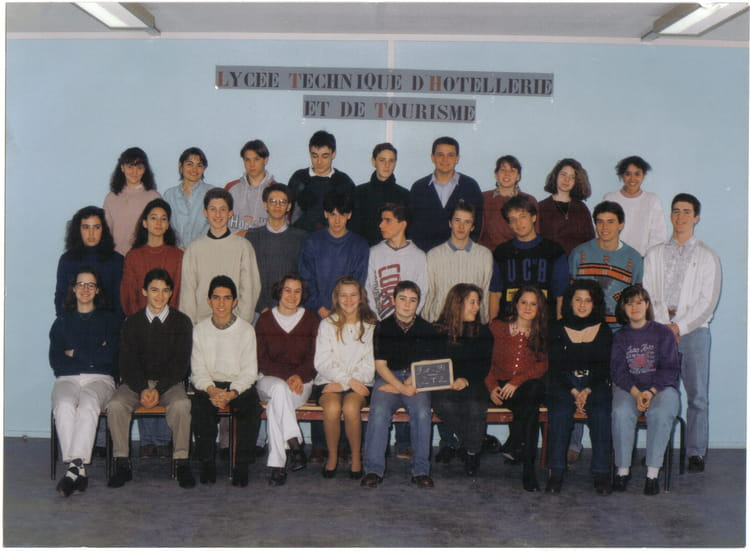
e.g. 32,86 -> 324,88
75,2 -> 159,34
646,2 -> 747,38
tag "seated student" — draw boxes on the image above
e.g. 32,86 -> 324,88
313,276 -> 376,479
610,285 -> 680,496
50,267 -> 120,497
288,130 -> 355,232
478,154 -> 540,252
120,198 -> 184,459
103,146 -> 161,256
225,139 -> 278,236
190,275 -> 263,487
107,269 -> 194,489
431,283 -> 492,476
351,143 -> 410,246
485,285 -> 548,492
163,147 -> 215,249
546,279 -> 613,495
55,206 -> 124,318
361,281 -> 444,489
255,273 -> 320,486
180,187 -> 261,324
246,184 -> 308,317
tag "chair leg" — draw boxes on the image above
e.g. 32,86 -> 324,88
664,425 -> 675,492
105,414 -> 112,480
678,416 -> 687,475
539,417 -> 548,468
50,411 -> 57,480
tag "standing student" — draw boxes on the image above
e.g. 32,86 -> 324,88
246,184 -> 307,317
603,155 -> 667,256
120,199 -> 184,459
361,281 -> 444,489
485,285 -> 548,492
103,147 -> 161,256
55,206 -> 124,319
537,158 -> 595,256
478,155 -> 540,252
351,143 -> 410,246
163,147 -> 215,249
644,193 -> 721,473
313,276 -> 376,479
190,275 -> 263,487
225,139 -> 278,236
50,267 -> 120,497
107,269 -> 195,489
255,273 -> 320,486
431,284 -> 492,476
180,188 -> 261,324
288,130 -> 355,232
409,136 -> 483,252
610,286 -> 680,496
546,280 -> 613,495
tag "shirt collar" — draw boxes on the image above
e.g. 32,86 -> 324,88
266,222 -> 289,234
207,228 -> 232,240
308,167 -> 335,178
447,239 -> 474,252
429,171 -> 459,188
145,305 -> 170,323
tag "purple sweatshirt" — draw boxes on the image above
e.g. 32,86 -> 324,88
610,320 -> 680,393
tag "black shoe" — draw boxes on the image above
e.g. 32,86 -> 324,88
138,443 -> 156,458
545,475 -> 563,494
644,477 -> 660,496
594,476 -> 612,495
176,460 -> 195,489
56,476 -> 76,497
411,475 -> 435,488
522,466 -> 540,492
482,434 -> 502,454
289,449 -> 307,472
349,469 -> 363,480
74,475 -> 88,494
613,474 -> 631,492
219,447 -> 230,461
255,445 -> 268,458
200,460 -> 216,484
501,443 -> 522,465
322,464 -> 338,479
107,458 -> 132,488
435,446 -> 456,464
269,468 -> 287,486
464,453 -> 480,476
688,455 -> 705,473
232,463 -> 249,487
93,446 -> 107,458
156,444 -> 172,459
309,447 -> 326,464
360,472 -> 383,488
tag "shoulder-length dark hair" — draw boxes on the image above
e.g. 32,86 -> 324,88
543,158 -> 591,200
64,205 -> 116,261
615,285 -> 654,326
329,275 -> 377,343
504,284 -> 547,354
131,198 -> 177,249
271,272 -> 310,305
62,265 -> 110,312
109,147 -> 156,194
561,279 -> 606,323
435,283 -> 483,344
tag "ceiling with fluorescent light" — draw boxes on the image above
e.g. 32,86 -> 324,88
6,2 -> 749,43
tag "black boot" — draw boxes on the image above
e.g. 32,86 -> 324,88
107,458 -> 132,488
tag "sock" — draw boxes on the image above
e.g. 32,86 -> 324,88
646,466 -> 660,479
617,467 -> 630,477
287,437 -> 301,451
65,458 -> 85,480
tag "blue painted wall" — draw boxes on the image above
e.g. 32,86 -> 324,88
6,38 -> 747,445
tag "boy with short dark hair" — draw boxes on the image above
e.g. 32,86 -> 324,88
225,139 -> 278,235
288,130 -> 355,232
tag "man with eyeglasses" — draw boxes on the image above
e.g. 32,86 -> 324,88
225,139 -> 278,236
246,184 -> 307,319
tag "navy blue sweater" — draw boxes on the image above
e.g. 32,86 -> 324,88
55,247 -> 124,318
49,309 -> 121,378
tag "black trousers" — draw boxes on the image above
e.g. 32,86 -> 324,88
191,382 -> 262,464
496,378 -> 545,464
431,385 -> 488,454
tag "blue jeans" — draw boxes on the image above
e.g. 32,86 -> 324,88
680,328 -> 710,457
612,385 -> 680,468
137,416 -> 171,446
547,376 -> 611,476
363,371 -> 432,477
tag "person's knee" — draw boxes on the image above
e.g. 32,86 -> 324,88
168,397 -> 191,417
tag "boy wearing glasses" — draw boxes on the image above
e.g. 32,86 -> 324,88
246,184 -> 307,317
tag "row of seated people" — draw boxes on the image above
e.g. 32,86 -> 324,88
52,264 -> 678,497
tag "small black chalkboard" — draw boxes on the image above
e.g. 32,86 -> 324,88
411,358 -> 453,392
